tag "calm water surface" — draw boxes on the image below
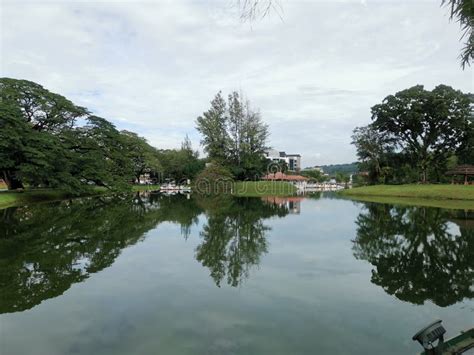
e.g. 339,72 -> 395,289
0,193 -> 473,355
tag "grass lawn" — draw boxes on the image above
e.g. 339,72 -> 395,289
340,184 -> 474,209
0,184 -> 161,210
232,181 -> 296,197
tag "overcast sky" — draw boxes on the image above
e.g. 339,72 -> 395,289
1,0 -> 472,166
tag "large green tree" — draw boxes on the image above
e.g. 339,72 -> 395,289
0,78 -> 137,191
370,85 -> 472,183
0,78 -> 88,189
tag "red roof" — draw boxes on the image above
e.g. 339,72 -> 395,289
261,172 -> 309,181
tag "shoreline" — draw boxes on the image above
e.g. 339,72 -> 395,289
0,185 -> 162,210
340,184 -> 474,209
0,182 -> 297,209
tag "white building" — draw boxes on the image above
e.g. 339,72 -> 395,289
264,149 -> 301,172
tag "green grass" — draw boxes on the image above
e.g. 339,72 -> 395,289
232,181 -> 296,197
340,184 -> 474,210
0,184 -> 161,210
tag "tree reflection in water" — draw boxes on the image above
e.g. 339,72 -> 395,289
353,203 -> 474,307
0,193 -> 290,314
195,195 -> 289,287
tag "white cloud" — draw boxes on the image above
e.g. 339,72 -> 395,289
1,0 -> 471,166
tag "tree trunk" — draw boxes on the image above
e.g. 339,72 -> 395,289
2,170 -> 24,190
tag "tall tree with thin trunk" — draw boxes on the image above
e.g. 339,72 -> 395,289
196,91 -> 269,179
196,92 -> 229,163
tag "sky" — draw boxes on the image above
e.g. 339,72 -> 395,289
1,0 -> 472,166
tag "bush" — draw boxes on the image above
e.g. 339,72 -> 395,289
194,162 -> 234,194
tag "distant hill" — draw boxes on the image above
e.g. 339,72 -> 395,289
319,162 -> 359,175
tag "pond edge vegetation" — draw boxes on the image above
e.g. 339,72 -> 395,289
340,184 -> 474,210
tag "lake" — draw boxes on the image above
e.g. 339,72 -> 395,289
0,192 -> 473,355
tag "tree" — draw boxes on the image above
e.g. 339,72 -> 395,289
156,136 -> 204,182
0,78 -> 88,190
196,92 -> 229,163
72,116 -> 135,190
370,85 -> 472,183
0,78 -> 136,191
0,78 -> 88,132
120,130 -> 162,183
351,125 -> 395,184
194,162 -> 234,194
301,169 -> 329,182
180,134 -> 204,179
239,101 -> 270,179
196,91 -> 269,180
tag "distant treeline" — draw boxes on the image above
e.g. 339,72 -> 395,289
319,163 -> 358,175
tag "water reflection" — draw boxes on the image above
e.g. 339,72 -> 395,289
196,196 -> 289,287
0,193 -> 289,314
352,203 -> 474,307
3,193 -> 472,317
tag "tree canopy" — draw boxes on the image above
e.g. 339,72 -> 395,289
196,91 -> 270,180
353,84 -> 473,184
0,78 -> 205,191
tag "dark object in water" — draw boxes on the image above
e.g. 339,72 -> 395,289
413,320 -> 474,354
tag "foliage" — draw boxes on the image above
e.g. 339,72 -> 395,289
335,172 -> 350,184
194,162 -> 234,194
156,136 -> 204,182
442,0 -> 474,68
196,91 -> 270,180
120,130 -> 162,183
353,85 -> 473,184
0,78 -> 140,192
353,203 -> 474,306
352,125 -> 395,184
318,163 -> 358,175
301,169 -> 327,182
0,78 -> 205,191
